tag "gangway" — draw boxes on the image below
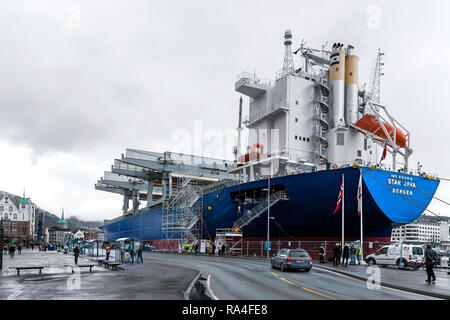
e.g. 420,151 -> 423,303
233,191 -> 288,230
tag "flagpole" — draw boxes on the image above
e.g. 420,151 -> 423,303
342,173 -> 344,249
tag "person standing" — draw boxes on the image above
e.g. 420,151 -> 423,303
319,245 -> 325,264
338,243 -> 343,265
333,243 -> 340,266
350,243 -> 356,265
225,243 -> 230,256
356,245 -> 362,265
137,245 -> 143,263
212,243 -> 216,256
74,245 -> 80,265
18,243 -> 22,255
31,243 -> 34,251
9,245 -> 15,258
424,243 -> 437,283
106,245 -> 111,261
342,243 -> 350,267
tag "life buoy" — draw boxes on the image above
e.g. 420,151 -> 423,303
331,164 -> 338,169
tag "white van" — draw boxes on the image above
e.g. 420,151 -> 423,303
365,244 -> 424,267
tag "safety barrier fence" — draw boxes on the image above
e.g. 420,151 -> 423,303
235,240 -> 391,260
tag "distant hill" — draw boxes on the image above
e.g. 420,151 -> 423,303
66,216 -> 102,229
43,212 -> 102,232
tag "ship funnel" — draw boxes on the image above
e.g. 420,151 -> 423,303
329,43 -> 346,128
345,46 -> 359,124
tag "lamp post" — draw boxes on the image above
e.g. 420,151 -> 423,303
267,174 -> 270,260
0,220 -> 3,269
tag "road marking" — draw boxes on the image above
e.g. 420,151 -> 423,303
280,277 -> 296,286
301,286 -> 336,300
267,269 -> 335,300
207,274 -> 219,300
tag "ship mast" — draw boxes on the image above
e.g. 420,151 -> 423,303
281,30 -> 295,77
369,48 -> 384,104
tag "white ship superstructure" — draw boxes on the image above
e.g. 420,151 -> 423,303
232,30 -> 412,182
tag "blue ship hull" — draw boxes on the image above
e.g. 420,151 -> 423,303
101,167 -> 439,244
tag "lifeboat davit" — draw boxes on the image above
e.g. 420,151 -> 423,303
354,114 -> 407,148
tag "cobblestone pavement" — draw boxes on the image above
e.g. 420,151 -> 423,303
1,249 -> 105,276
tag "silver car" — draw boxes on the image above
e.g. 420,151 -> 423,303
271,248 -> 312,272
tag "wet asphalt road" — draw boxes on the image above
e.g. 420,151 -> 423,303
145,252 -> 440,300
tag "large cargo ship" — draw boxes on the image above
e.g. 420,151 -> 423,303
97,31 -> 440,248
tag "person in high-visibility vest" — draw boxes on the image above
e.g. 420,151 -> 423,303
356,246 -> 362,266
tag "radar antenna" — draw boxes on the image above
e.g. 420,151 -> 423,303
281,30 -> 295,77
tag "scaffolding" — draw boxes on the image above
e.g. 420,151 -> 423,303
215,228 -> 243,255
162,178 -> 204,251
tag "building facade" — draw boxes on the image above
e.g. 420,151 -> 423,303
48,209 -> 72,244
0,191 -> 37,241
391,215 -> 450,243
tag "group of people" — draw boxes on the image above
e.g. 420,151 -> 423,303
318,243 -> 362,267
119,244 -> 144,263
208,242 -> 230,256
3,244 -> 22,258
184,243 -> 200,255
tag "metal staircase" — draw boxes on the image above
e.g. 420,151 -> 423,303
313,81 -> 330,164
233,191 -> 288,230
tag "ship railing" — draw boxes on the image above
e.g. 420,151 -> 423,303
324,161 -> 439,178
126,149 -> 235,171
113,159 -> 147,173
236,71 -> 274,86
233,191 -> 288,229
201,179 -> 241,195
249,101 -> 289,124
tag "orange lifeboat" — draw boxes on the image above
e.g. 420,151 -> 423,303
353,114 -> 406,148
238,143 -> 264,164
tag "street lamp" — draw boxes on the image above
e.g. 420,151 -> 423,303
0,219 -> 3,269
262,188 -> 271,259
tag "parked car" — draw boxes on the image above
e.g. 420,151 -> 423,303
271,248 -> 312,272
365,244 -> 424,267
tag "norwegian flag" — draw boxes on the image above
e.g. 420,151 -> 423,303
380,144 -> 387,162
357,172 -> 362,216
332,176 -> 344,215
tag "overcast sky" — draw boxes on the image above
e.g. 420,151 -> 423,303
0,0 -> 449,221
